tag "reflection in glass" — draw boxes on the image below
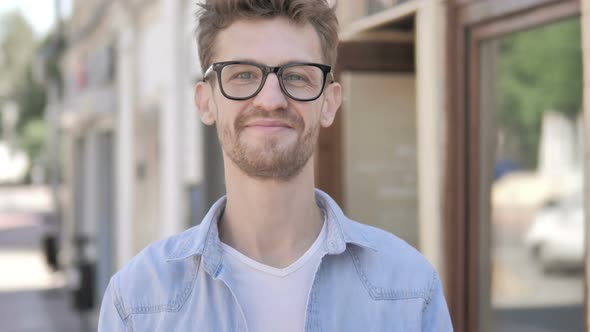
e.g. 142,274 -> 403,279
479,18 -> 584,332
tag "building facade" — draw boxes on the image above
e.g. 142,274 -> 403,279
58,0 -> 209,319
56,0 -> 590,331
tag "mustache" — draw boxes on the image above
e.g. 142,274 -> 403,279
234,109 -> 303,131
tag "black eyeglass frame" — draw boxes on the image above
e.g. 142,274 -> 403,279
203,61 -> 334,102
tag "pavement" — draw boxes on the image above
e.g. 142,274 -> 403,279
0,186 -> 91,332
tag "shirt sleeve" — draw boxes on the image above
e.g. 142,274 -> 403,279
98,276 -> 129,332
423,272 -> 454,331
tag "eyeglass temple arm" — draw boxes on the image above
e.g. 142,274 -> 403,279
202,65 -> 214,81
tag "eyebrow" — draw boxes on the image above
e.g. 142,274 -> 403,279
228,58 -> 317,66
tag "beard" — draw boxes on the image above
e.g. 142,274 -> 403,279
217,107 -> 319,182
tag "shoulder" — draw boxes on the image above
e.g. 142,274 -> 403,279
108,225 -> 204,313
347,218 -> 429,266
342,218 -> 438,300
116,224 -> 203,281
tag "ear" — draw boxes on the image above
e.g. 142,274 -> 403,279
195,81 -> 216,126
319,82 -> 342,127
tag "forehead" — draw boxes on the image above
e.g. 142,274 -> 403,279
214,17 -> 324,65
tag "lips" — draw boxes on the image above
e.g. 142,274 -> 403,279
245,119 -> 293,128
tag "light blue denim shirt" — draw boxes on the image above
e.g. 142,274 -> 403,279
99,190 -> 453,331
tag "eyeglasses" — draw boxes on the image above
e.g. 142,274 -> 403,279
203,61 -> 333,102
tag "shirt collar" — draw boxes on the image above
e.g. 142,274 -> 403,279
165,189 -> 377,276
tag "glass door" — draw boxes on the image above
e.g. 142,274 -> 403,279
476,17 -> 584,332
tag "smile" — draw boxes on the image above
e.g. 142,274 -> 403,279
245,119 -> 293,128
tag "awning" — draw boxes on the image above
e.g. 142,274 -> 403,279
339,0 -> 421,41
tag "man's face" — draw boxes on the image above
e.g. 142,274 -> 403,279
195,18 -> 341,181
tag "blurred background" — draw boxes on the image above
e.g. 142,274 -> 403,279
0,0 -> 588,331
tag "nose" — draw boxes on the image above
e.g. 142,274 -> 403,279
252,73 -> 289,111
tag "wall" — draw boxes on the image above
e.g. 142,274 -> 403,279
342,73 -> 419,247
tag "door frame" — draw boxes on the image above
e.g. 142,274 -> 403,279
445,0 -> 583,331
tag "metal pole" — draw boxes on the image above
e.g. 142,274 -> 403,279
580,1 -> 590,330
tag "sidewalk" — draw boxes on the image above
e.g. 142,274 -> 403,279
0,188 -> 89,332
0,288 -> 90,332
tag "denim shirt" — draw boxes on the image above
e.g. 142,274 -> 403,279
99,190 -> 454,331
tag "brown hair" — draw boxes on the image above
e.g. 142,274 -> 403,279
196,0 -> 339,72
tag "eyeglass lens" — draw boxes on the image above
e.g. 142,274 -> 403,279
219,64 -> 325,100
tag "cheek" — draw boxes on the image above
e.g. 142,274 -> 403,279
304,105 -> 323,128
214,100 -> 244,128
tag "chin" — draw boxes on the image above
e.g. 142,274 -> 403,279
232,148 -> 313,181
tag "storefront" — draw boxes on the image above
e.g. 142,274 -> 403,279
321,0 -> 587,331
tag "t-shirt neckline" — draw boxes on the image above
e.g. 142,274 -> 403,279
220,218 -> 327,278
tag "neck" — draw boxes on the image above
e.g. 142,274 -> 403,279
219,157 -> 324,268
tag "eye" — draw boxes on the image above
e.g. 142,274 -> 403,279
284,73 -> 306,81
236,72 -> 255,80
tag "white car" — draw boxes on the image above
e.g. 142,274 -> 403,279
524,191 -> 584,273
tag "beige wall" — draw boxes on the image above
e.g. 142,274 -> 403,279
342,73 -> 419,247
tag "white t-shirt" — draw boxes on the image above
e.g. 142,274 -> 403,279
220,220 -> 327,332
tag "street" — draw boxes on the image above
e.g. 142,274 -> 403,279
0,186 -> 88,332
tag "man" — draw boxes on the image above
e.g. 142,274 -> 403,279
99,0 -> 453,331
